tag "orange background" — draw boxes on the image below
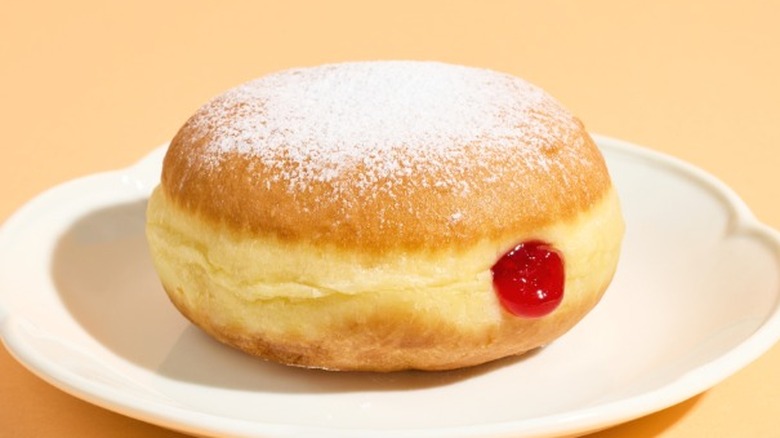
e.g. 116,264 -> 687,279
2,1 -> 779,436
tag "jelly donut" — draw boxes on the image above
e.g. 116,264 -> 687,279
145,61 -> 624,371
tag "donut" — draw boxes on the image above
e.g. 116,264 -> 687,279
145,61 -> 624,371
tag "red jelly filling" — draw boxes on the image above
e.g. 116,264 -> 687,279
491,241 -> 564,318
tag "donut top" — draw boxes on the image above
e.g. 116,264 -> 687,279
162,61 -> 611,250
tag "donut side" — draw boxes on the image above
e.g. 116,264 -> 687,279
146,185 -> 623,371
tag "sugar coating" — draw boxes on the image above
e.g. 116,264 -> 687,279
183,61 -> 589,203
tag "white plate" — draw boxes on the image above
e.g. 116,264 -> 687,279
1,136 -> 779,438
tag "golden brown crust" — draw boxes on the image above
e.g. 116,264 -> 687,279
159,62 -> 611,252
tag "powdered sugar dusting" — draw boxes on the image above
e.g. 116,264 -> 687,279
184,61 -> 589,200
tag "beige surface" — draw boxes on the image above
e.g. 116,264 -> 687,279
1,1 -> 778,436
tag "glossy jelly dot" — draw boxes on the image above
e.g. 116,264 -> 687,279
491,241 -> 564,318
